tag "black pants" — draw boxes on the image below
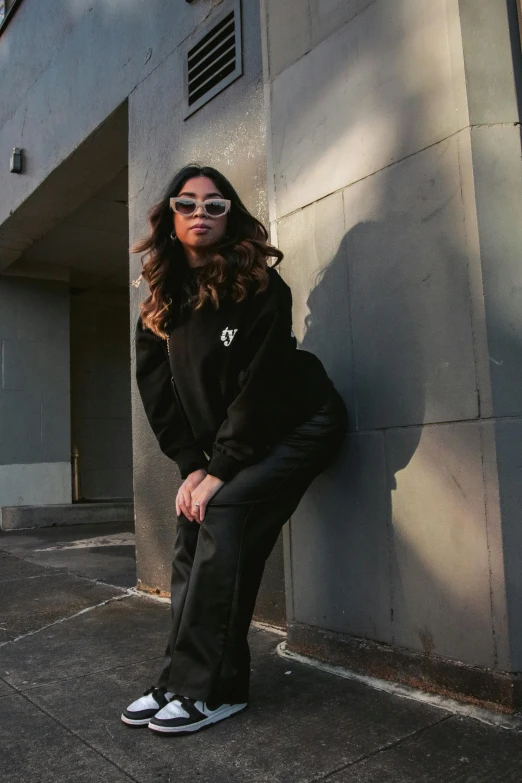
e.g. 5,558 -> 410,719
155,385 -> 349,705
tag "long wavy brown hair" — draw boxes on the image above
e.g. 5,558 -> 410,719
130,164 -> 284,338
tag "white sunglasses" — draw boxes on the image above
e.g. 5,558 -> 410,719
169,197 -> 231,218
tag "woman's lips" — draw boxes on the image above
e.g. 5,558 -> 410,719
190,225 -> 211,233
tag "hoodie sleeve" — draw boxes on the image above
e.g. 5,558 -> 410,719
135,315 -> 208,479
206,271 -> 298,483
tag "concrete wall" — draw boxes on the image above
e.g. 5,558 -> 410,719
0,0 -> 246,269
0,275 -> 71,509
70,288 -> 133,500
261,0 -> 522,684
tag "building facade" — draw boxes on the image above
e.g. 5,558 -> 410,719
1,0 -> 521,712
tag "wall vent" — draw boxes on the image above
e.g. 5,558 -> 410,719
183,0 -> 242,119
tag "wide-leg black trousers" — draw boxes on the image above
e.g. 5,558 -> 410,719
155,385 -> 348,705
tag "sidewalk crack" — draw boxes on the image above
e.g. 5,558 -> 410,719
307,715 -> 453,782
17,688 -> 140,783
0,590 -> 139,649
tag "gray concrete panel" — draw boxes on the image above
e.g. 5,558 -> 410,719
310,0 -> 375,47
458,0 -> 522,125
2,338 -> 69,398
0,389 -> 41,465
75,418 -> 132,472
470,124 -> 522,418
40,391 -> 71,464
291,431 -> 392,644
0,550 -> 59,582
276,191 -> 356,424
265,0 -> 311,78
269,0 -> 468,217
493,418 -> 522,670
16,278 -> 69,342
0,694 -> 131,783
343,135 -> 478,429
70,292 -> 131,499
0,571 -> 124,641
0,520 -> 135,586
80,468 -> 134,502
386,422 -> 494,668
327,714 -> 522,782
0,593 -> 164,691
0,277 -> 70,466
0,295 -> 17,339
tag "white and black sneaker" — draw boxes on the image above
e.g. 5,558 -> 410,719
121,685 -> 176,726
148,695 -> 248,734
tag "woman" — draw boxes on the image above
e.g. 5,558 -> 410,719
122,164 -> 348,734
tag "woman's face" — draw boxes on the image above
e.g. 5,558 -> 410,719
172,176 -> 228,256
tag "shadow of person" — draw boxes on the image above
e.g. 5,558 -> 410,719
287,220 -> 425,647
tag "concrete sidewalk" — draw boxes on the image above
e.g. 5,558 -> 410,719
0,521 -> 520,783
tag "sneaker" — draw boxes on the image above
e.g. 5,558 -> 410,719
148,695 -> 248,734
121,685 -> 176,726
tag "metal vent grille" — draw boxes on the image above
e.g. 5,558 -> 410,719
184,0 -> 242,118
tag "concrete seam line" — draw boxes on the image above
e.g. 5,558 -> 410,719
305,717 -> 453,783
276,642 -> 522,732
0,571 -> 70,584
19,689 -> 140,783
0,591 -> 138,648
3,654 -> 165,695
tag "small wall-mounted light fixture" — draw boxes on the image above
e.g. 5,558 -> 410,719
10,147 -> 23,173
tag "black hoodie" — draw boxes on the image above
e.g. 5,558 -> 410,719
135,264 -> 335,483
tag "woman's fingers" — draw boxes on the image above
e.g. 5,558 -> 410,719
178,487 -> 194,521
189,495 -> 201,524
190,493 -> 208,524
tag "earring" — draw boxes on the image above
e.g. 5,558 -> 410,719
170,231 -> 178,243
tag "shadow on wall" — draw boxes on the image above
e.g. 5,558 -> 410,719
290,208 -> 497,668
292,221 -> 423,647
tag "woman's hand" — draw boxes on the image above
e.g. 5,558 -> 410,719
189,474 -> 225,523
176,469 -> 208,521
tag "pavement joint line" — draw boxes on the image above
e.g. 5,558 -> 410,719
31,531 -> 136,551
7,654 -> 164,694
0,590 -> 139,649
17,687 -> 141,783
58,570 -> 138,592
0,548 -> 135,591
0,675 -> 18,698
0,570 -> 70,584
277,642 -> 522,732
306,715 -> 454,783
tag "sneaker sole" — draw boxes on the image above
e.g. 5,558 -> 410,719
148,703 -> 247,734
121,713 -> 157,726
